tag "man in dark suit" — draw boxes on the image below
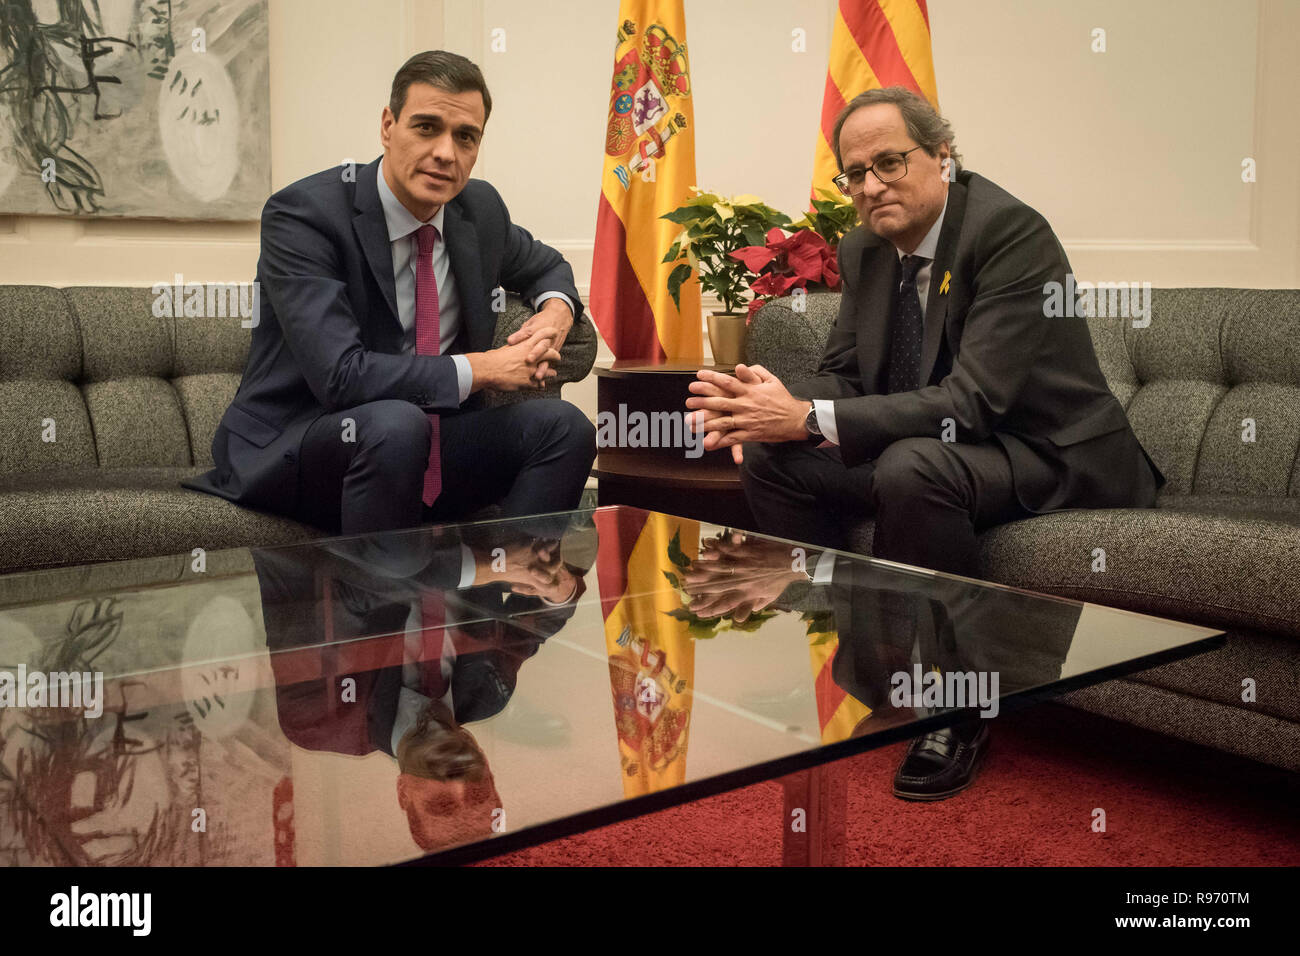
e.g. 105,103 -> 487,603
684,86 -> 1162,797
185,51 -> 595,534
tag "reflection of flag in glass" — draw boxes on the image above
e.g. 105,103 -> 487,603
594,509 -> 697,796
591,0 -> 701,361
809,628 -> 872,744
810,0 -> 940,198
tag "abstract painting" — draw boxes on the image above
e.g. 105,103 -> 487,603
0,0 -> 270,219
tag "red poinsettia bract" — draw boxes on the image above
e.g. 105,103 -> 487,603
729,228 -> 842,320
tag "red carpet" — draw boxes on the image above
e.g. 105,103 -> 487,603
476,703 -> 1300,866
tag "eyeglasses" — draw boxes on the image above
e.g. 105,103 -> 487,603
833,146 -> 924,196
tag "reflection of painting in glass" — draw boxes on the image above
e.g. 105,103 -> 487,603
0,585 -> 291,866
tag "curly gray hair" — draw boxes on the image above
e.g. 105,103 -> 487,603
832,86 -> 962,176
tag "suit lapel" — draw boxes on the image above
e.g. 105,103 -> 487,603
352,157 -> 401,331
857,237 -> 899,394
920,179 -> 966,387
442,201 -> 491,352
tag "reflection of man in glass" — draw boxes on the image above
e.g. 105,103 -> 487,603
683,530 -> 1074,801
254,518 -> 591,853
394,696 -> 502,851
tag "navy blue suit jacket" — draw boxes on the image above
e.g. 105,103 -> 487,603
183,156 -> 583,512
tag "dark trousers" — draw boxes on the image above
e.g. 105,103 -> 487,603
295,399 -> 596,535
739,436 -> 1042,578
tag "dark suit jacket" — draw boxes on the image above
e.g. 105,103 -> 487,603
799,169 -> 1162,514
183,156 -> 583,512
826,556 -> 1078,714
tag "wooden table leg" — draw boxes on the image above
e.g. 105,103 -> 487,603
779,760 -> 848,866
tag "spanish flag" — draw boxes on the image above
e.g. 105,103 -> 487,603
591,1 -> 702,361
594,508 -> 697,797
811,0 -> 940,197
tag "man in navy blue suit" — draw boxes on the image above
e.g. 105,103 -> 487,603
185,51 -> 596,533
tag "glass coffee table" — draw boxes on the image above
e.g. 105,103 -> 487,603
0,506 -> 1222,866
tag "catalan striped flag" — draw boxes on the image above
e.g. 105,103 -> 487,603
809,631 -> 874,744
811,0 -> 940,198
591,0 -> 702,361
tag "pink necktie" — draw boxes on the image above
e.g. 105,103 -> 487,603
419,590 -> 449,699
414,224 -> 442,507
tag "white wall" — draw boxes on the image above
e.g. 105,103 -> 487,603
2,0 -> 1297,412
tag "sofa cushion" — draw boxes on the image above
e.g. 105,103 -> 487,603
1123,380 -> 1226,494
82,377 -> 193,467
848,493 -> 1300,638
1125,288 -> 1228,384
60,285 -> 261,470
66,286 -> 175,381
745,292 -> 840,386
0,467 -> 319,574
1193,383 -> 1300,495
173,307 -> 253,376
174,373 -> 243,467
975,505 -> 1300,640
1064,679 -> 1300,773
1117,626 -> 1300,727
0,286 -> 81,381
0,287 -> 96,477
1095,288 -> 1300,496
0,380 -> 97,476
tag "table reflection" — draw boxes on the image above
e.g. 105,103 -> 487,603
256,515 -> 595,852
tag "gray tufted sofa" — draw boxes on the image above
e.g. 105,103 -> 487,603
0,285 -> 597,576
749,289 -> 1300,772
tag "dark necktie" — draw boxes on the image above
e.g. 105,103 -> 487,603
414,224 -> 442,507
886,254 -> 926,394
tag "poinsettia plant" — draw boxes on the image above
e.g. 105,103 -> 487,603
729,227 -> 842,321
728,190 -> 859,320
661,188 -> 791,315
789,188 -> 861,246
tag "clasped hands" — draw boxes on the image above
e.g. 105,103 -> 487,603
683,530 -> 807,622
468,298 -> 573,393
475,535 -> 578,604
683,363 -> 811,464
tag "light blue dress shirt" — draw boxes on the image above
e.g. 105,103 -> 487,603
376,159 -> 575,405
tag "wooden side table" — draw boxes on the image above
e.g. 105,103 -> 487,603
592,360 -> 756,529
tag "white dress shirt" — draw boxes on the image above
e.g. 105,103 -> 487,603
813,193 -> 950,445
376,159 -> 574,405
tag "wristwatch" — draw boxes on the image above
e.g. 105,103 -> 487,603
804,402 -> 822,439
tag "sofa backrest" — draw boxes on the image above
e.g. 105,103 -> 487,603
0,285 -> 246,478
748,288 -> 1300,499
0,285 -> 584,479
1090,289 -> 1300,497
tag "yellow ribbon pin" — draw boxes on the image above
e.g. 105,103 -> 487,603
939,270 -> 951,295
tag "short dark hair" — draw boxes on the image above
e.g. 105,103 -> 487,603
831,85 -> 961,176
389,50 -> 492,124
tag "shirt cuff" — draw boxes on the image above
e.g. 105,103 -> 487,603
539,578 -> 580,606
533,291 -> 575,315
812,399 -> 839,446
451,354 -> 472,405
457,543 -> 476,588
811,549 -> 837,584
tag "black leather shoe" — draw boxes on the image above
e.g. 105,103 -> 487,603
892,722 -> 991,801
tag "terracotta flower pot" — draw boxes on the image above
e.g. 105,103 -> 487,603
707,312 -> 748,366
